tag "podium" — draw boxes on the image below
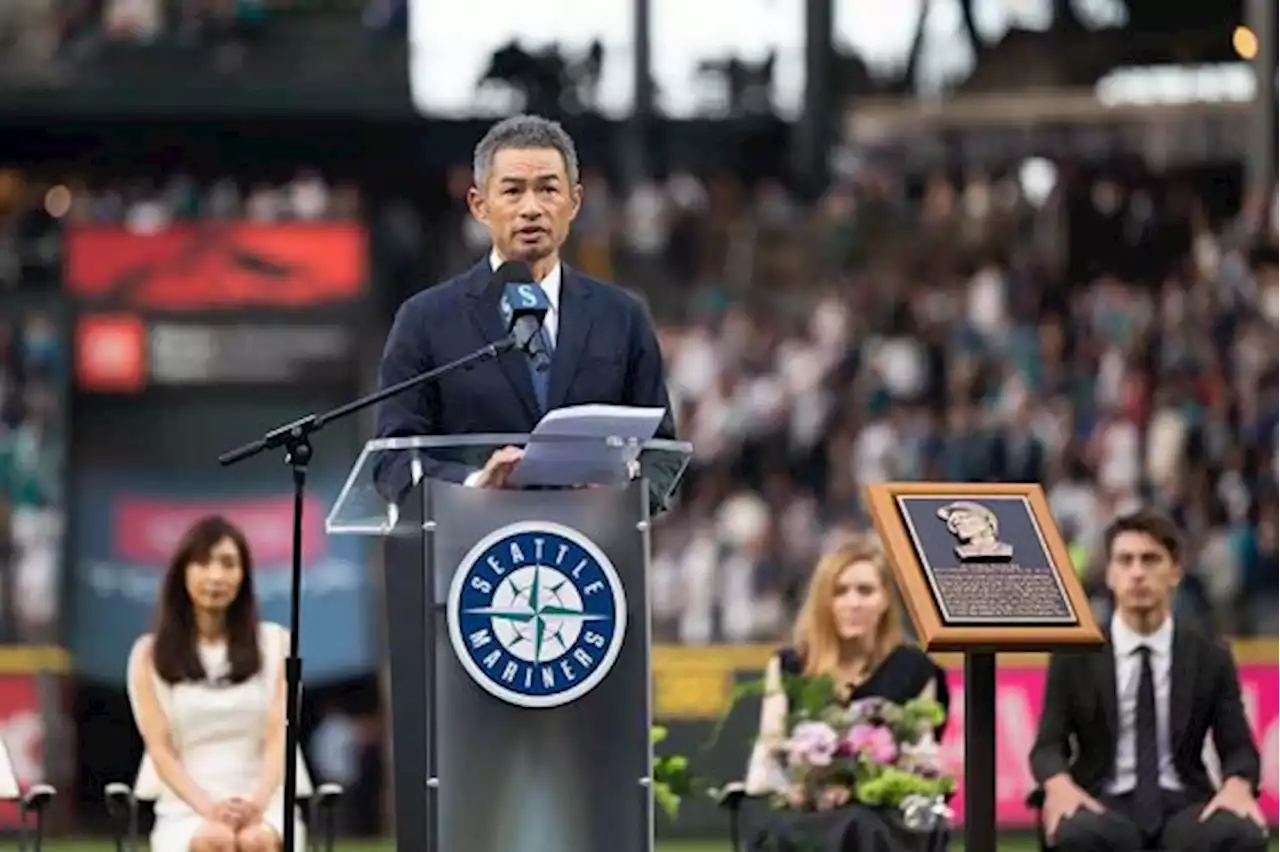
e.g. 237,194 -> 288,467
326,433 -> 692,852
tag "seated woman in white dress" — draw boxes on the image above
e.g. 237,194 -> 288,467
128,514 -> 302,852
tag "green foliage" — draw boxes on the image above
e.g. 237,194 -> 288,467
791,672 -> 838,720
652,724 -> 697,820
853,766 -> 956,808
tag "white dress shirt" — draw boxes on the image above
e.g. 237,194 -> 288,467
489,249 -> 560,346
1107,613 -> 1182,794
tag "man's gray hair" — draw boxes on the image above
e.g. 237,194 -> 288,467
472,114 -> 580,188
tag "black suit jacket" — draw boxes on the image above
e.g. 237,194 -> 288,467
1028,620 -> 1260,805
372,258 -> 679,506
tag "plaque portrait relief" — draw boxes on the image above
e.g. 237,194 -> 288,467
897,495 -> 1078,627
936,501 -> 1014,562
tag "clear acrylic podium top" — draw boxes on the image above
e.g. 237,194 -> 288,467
325,433 -> 693,535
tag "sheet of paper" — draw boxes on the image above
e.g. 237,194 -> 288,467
506,404 -> 665,488
530,404 -> 666,439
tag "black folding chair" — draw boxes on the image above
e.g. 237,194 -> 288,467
0,738 -> 55,852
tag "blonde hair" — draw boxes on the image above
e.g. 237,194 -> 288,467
793,534 -> 904,682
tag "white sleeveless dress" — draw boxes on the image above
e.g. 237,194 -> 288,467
136,622 -> 306,852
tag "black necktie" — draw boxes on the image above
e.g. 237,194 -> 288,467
1133,644 -> 1162,836
500,303 -> 553,412
526,324 -> 552,412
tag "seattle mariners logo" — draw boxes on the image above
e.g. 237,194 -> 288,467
447,521 -> 627,709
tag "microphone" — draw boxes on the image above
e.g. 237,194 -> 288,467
494,261 -> 552,372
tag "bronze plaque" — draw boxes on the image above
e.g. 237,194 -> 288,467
865,483 -> 1103,652
896,495 -> 1076,625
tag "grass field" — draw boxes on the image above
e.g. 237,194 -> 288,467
29,840 -> 1280,852
2,840 -> 1031,851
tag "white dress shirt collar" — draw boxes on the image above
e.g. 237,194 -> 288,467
1111,611 -> 1174,659
488,249 -> 561,314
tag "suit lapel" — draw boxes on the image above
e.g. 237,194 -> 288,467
1169,621 -> 1196,748
546,267 -> 594,411
465,261 -> 541,420
1100,625 -> 1119,740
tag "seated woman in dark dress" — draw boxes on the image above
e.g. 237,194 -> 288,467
740,535 -> 951,851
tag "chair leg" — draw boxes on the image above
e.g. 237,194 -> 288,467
31,805 -> 45,852
18,800 -> 48,852
109,805 -> 126,852
310,786 -> 342,852
129,799 -> 140,852
105,784 -> 139,852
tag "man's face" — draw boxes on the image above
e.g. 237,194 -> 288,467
953,514 -> 989,542
468,147 -> 581,265
1106,530 -> 1181,616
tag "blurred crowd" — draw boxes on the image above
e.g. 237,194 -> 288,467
0,168 -> 359,285
0,171 -> 67,644
409,159 -> 1280,639
56,170 -> 359,227
0,307 -> 66,644
637,166 -> 1280,642
0,0 -> 406,82
413,157 -> 1280,641
0,156 -> 1276,647
0,171 -> 62,289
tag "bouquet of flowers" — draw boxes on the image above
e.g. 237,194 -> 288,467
770,676 -> 956,830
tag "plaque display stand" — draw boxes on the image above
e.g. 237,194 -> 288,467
864,482 -> 1104,852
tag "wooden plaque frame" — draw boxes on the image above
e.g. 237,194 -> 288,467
864,482 -> 1104,652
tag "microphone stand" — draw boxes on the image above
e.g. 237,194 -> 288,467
217,334 -> 519,852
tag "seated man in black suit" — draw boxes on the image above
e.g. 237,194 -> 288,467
1029,510 -> 1269,852
373,114 -> 677,501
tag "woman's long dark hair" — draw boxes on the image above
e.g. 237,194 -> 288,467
151,514 -> 263,685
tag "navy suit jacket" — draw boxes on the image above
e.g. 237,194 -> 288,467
373,258 -> 680,506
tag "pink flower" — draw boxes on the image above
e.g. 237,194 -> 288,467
786,721 -> 840,768
844,722 -> 898,765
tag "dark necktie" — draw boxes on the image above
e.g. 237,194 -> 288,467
1132,644 -> 1162,836
499,301 -> 553,412
527,325 -> 553,412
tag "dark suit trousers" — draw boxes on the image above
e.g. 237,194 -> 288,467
1052,790 -> 1269,852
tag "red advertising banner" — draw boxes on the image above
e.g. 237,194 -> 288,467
114,492 -> 328,565
0,676 -> 44,829
65,223 -> 367,311
938,662 -> 1280,827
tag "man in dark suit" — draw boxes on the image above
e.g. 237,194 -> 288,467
373,114 -> 677,499
1029,510 -> 1268,852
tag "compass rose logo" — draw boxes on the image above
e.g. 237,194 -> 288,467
447,521 -> 627,709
